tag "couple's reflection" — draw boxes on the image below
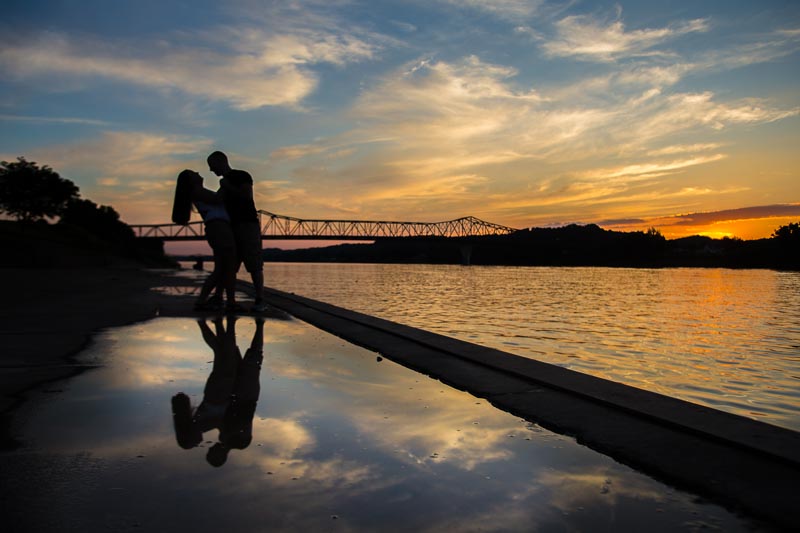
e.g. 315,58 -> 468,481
171,316 -> 263,467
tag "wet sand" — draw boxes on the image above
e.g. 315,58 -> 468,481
0,266 -> 201,447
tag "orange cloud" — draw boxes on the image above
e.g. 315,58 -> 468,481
601,204 -> 800,239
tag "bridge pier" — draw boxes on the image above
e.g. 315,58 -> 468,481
459,244 -> 473,266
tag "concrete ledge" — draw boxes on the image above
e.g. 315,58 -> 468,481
251,283 -> 800,530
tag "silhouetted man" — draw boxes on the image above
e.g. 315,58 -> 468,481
207,150 -> 266,312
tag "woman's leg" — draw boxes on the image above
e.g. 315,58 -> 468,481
204,220 -> 239,309
218,247 -> 238,305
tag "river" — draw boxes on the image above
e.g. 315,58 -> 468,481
259,263 -> 800,432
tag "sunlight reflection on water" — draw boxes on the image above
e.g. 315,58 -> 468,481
261,264 -> 800,431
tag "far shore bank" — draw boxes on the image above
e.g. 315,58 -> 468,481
253,223 -> 800,270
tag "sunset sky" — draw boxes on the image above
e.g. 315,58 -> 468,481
1,0 -> 798,244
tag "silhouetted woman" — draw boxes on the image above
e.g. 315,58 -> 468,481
172,169 -> 239,311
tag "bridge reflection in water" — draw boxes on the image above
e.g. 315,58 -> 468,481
130,210 -> 518,241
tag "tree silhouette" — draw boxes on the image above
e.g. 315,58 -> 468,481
772,222 -> 800,241
0,157 -> 79,222
59,197 -> 135,244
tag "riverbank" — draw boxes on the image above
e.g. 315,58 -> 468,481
0,265 -> 202,448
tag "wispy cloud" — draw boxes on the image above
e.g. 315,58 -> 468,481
352,56 -> 549,153
0,114 -> 109,126
6,131 -> 214,222
543,14 -> 709,61
665,204 -> 800,227
697,27 -> 800,71
357,173 -> 489,204
441,0 -> 544,20
390,20 -> 418,33
610,92 -> 799,153
36,130 -> 210,178
647,143 -> 723,156
270,143 -> 330,161
598,204 -> 800,236
0,24 -> 379,110
578,154 -> 727,182
348,56 -> 795,164
262,48 -> 797,224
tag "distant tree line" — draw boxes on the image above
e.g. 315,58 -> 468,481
0,157 -> 134,241
0,157 -> 168,265
263,221 -> 800,270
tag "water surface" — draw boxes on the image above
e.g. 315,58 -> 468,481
261,264 -> 800,431
4,316 -> 755,531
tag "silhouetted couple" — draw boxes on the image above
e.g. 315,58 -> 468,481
171,316 -> 264,467
172,151 -> 266,313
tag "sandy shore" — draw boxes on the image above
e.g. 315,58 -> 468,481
0,266 -> 202,447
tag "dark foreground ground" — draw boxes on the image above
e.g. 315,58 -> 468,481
0,266 -> 203,447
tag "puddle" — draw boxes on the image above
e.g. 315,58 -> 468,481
2,316 -> 757,531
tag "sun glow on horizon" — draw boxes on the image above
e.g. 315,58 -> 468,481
659,216 -> 800,241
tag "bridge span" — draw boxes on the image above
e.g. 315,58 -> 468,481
131,210 -> 518,241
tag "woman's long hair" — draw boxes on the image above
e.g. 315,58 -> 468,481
172,170 -> 196,225
171,393 -> 202,449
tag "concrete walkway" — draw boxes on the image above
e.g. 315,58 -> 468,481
250,282 -> 800,530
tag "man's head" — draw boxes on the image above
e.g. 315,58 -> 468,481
207,151 -> 231,177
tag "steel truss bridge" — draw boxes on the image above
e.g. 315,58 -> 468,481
131,210 -> 518,241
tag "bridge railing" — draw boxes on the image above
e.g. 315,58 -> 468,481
132,221 -> 205,239
130,210 -> 517,240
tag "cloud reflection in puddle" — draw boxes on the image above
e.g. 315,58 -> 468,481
6,316 -> 753,532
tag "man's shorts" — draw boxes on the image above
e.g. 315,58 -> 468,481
233,221 -> 264,273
